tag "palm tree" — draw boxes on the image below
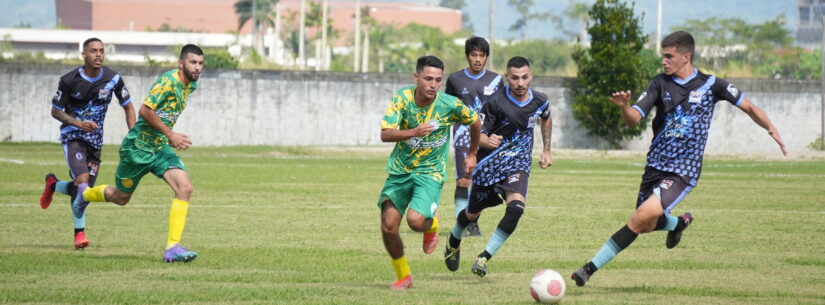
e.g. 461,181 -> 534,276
235,0 -> 278,56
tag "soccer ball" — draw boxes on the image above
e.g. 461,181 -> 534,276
530,269 -> 566,304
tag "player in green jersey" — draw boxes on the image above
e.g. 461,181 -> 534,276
78,44 -> 204,263
378,55 -> 482,290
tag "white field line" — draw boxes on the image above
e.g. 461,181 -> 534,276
1,203 -> 822,215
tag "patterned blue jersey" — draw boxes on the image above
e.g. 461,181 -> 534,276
472,87 -> 551,186
632,68 -> 744,185
444,68 -> 504,150
52,66 -> 131,149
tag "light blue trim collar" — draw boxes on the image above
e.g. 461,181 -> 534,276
78,66 -> 104,82
505,86 -> 533,107
672,68 -> 698,85
463,68 -> 487,80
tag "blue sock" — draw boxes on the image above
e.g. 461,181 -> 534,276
55,181 -> 72,195
591,239 -> 620,268
484,228 -> 511,256
73,213 -> 86,230
455,198 -> 468,217
658,215 -> 678,231
451,223 -> 468,241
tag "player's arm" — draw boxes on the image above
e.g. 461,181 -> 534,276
611,90 -> 643,126
465,119 -> 481,175
737,98 -> 788,156
122,102 -> 136,129
138,105 -> 191,150
539,115 -> 553,168
380,125 -> 435,142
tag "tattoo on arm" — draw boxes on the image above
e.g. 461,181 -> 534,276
51,108 -> 77,125
541,118 -> 552,151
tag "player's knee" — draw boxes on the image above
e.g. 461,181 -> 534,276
406,213 -> 429,232
497,200 -> 525,235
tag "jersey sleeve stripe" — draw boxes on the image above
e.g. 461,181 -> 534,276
120,97 -> 132,106
734,93 -> 745,107
632,105 -> 646,118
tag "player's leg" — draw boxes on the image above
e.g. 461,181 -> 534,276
649,178 -> 694,248
60,141 -> 95,248
445,184 -> 496,272
454,146 -> 481,236
378,174 -> 414,290
408,175 -> 443,255
473,171 -> 528,277
161,168 -> 197,262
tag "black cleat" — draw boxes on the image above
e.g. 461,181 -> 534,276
571,267 -> 591,287
464,222 -> 482,237
666,212 -> 694,249
444,243 -> 460,272
471,256 -> 488,278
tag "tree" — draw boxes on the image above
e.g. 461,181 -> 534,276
439,0 -> 472,31
552,0 -> 590,43
571,0 -> 654,148
235,0 -> 278,55
507,0 -> 551,41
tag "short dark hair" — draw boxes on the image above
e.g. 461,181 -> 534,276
661,31 -> 695,61
179,44 -> 204,60
507,56 -> 530,69
82,38 -> 102,50
464,36 -> 490,57
416,55 -> 444,73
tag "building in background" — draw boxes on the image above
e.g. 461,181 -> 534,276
797,0 -> 824,48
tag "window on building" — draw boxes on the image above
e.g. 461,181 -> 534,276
801,6 -> 810,24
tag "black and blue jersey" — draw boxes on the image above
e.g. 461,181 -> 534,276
444,68 -> 504,150
632,68 -> 744,185
472,87 -> 551,187
52,66 -> 131,150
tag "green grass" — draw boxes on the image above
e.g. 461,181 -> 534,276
1,143 -> 824,304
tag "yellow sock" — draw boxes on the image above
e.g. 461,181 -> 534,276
82,185 -> 108,202
425,216 -> 439,234
166,199 -> 189,249
391,256 -> 411,280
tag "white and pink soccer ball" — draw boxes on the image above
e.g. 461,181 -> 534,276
530,269 -> 566,304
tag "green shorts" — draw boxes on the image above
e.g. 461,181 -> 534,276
115,143 -> 186,193
377,173 -> 443,219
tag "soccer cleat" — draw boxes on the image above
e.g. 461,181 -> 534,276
163,244 -> 198,263
464,222 -> 482,237
444,243 -> 461,272
571,267 -> 591,287
40,174 -> 58,209
471,256 -> 488,278
74,232 -> 89,249
422,231 -> 438,254
666,212 -> 694,249
390,274 -> 414,290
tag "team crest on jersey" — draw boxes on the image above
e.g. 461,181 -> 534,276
663,91 -> 672,102
121,178 -> 134,188
98,88 -> 110,100
527,116 -> 537,128
75,152 -> 83,160
688,90 -> 703,104
461,87 -> 470,95
726,84 -> 739,97
659,179 -> 674,190
484,86 -> 495,96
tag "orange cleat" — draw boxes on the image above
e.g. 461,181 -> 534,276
390,275 -> 413,290
74,232 -> 89,249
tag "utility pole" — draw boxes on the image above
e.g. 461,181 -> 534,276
299,0 -> 306,69
821,17 -> 825,145
353,0 -> 361,72
321,0 -> 328,70
656,0 -> 662,53
252,0 -> 258,54
488,0 -> 494,70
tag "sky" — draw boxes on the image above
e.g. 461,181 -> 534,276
0,0 -> 799,42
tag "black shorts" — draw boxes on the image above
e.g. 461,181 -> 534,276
467,171 -> 529,214
62,140 -> 101,185
636,167 -> 693,214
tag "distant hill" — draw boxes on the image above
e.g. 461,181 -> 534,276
0,0 -> 797,43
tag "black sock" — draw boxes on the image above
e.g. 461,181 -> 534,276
611,225 -> 639,250
449,211 -> 472,248
74,228 -> 84,236
654,215 -> 668,230
479,250 -> 492,260
449,233 -> 461,248
454,186 -> 468,200
584,261 -> 598,274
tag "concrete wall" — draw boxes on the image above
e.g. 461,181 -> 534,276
1,63 -> 821,154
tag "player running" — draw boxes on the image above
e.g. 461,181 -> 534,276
444,36 -> 503,237
378,55 -> 481,290
571,31 -> 787,286
444,56 -> 553,277
40,37 -> 135,249
76,44 -> 205,263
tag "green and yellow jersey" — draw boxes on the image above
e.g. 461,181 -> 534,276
126,69 -> 198,152
381,86 -> 477,183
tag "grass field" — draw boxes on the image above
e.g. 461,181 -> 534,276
1,143 -> 824,304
